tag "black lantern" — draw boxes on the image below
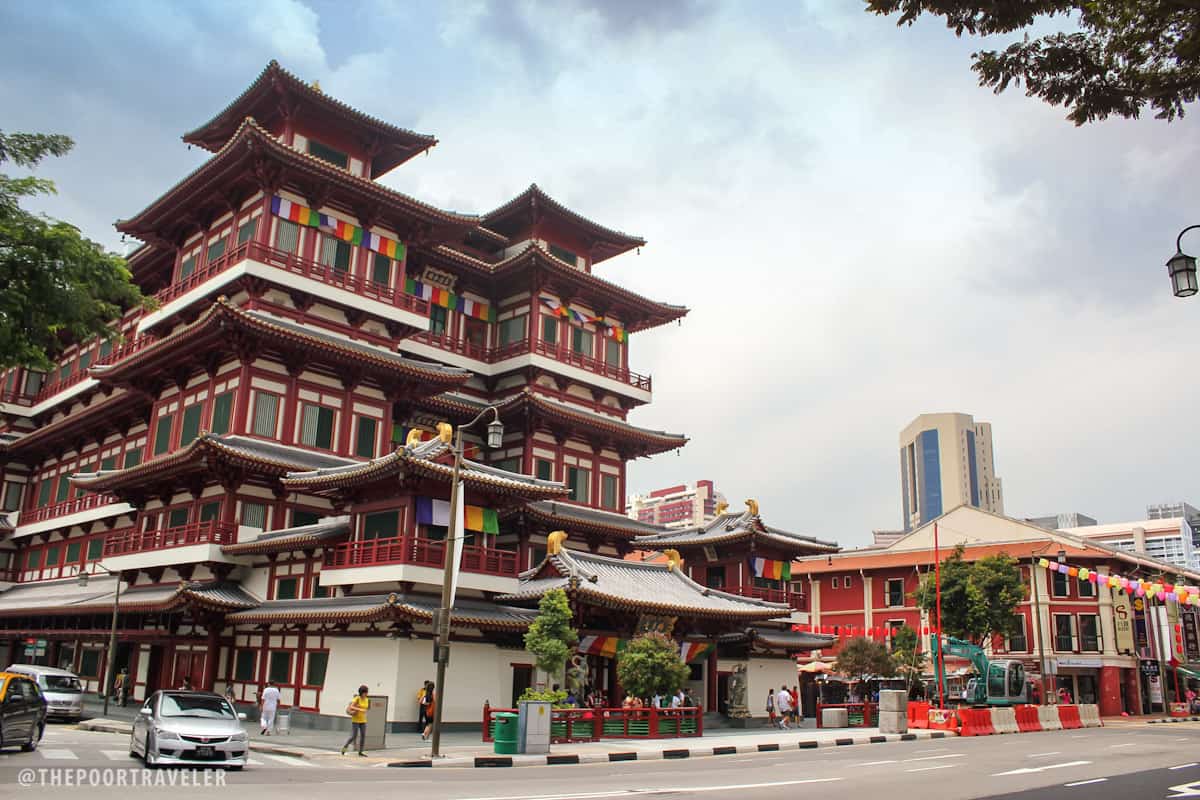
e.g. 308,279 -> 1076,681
1167,250 -> 1198,298
486,418 -> 504,449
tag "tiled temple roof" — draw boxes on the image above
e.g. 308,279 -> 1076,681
225,592 -> 534,630
221,518 -> 351,556
0,578 -> 258,617
511,500 -> 670,541
492,390 -> 687,455
482,184 -> 645,264
280,435 -> 568,500
634,506 -> 839,556
718,625 -> 837,652
500,546 -> 790,621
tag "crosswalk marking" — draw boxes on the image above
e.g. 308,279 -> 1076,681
102,750 -> 133,760
40,749 -> 79,760
255,753 -> 314,767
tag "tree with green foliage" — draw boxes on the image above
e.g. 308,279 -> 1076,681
890,624 -> 928,699
523,588 -> 578,685
0,131 -> 145,371
615,633 -> 690,701
865,1 -> 1200,125
914,544 -> 1025,645
833,636 -> 896,690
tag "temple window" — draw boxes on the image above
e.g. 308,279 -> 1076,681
307,139 -> 349,169
292,509 -> 320,527
601,474 -> 619,510
36,479 -> 52,508
178,252 -> 197,280
492,456 -> 520,473
206,231 -> 228,264
24,370 -> 44,396
267,651 -> 291,685
548,243 -> 578,267
1,481 -> 22,512
58,361 -> 73,384
85,538 -> 103,561
237,217 -> 258,245
251,392 -> 281,437
362,510 -> 399,540
241,502 -> 267,529
567,466 -> 591,503
305,652 -> 329,686
179,403 -> 203,446
429,306 -> 448,336
199,501 -> 221,522
706,566 -> 725,589
605,339 -> 622,368
354,416 -> 378,458
370,252 -> 391,285
122,447 -> 142,468
464,317 -> 487,350
275,576 -> 299,600
571,326 -> 593,357
298,403 -> 336,450
167,507 -> 190,528
318,235 -> 352,273
100,455 -> 116,471
211,391 -> 234,435
541,315 -> 558,346
498,314 -> 528,347
153,414 -> 174,456
55,474 -> 71,503
274,219 -> 301,254
535,459 -> 553,481
233,651 -> 256,682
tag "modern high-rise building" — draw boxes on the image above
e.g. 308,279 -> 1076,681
898,412 -> 1003,531
627,480 -> 726,529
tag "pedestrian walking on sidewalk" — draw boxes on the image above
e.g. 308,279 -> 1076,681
765,689 -> 776,727
260,681 -> 281,735
421,689 -> 436,741
417,680 -> 434,732
342,685 -> 370,755
789,685 -> 800,724
775,685 -> 793,729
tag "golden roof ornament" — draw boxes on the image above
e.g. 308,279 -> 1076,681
547,530 -> 568,555
663,549 -> 683,571
745,498 -> 759,516
714,501 -> 728,515
312,79 -> 322,94
436,422 -> 453,443
405,428 -> 423,448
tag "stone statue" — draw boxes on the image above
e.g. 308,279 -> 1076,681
727,663 -> 749,718
565,654 -> 587,697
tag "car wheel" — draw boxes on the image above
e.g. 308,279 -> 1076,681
226,766 -> 243,772
144,734 -> 156,768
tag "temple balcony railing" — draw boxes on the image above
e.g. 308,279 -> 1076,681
20,493 -> 121,525
103,520 -> 237,558
324,534 -> 518,577
408,333 -> 652,392
726,584 -> 807,611
151,241 -> 430,318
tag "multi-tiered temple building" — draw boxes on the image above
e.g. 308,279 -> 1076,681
0,63 -> 833,727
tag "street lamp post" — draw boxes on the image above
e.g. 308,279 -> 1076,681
429,406 -> 504,758
78,564 -> 121,718
1166,225 -> 1200,298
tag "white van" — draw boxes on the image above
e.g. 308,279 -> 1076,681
5,665 -> 84,720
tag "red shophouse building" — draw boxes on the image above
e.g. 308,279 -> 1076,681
795,505 -> 1200,718
0,62 -> 828,727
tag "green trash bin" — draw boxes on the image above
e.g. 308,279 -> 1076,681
493,712 -> 519,754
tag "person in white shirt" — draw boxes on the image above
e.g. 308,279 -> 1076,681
651,693 -> 663,708
775,686 -> 793,729
669,690 -> 683,709
259,682 -> 281,735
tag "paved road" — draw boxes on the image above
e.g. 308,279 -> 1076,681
0,721 -> 1197,799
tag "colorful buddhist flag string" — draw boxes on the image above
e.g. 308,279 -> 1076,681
402,278 -> 495,321
539,296 -> 627,342
578,635 -> 627,658
1038,557 -> 1200,606
270,195 -> 405,261
414,496 -> 499,534
680,642 -> 714,662
750,557 -> 792,581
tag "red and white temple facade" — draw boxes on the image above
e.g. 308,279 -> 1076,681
0,62 -> 833,730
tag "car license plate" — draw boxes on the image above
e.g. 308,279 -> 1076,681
196,746 -> 215,758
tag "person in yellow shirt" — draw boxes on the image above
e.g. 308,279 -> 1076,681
341,685 -> 370,756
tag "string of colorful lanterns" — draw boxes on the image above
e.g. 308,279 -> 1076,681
1037,557 -> 1200,606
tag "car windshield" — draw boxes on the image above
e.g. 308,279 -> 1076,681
159,694 -> 236,719
43,676 -> 82,692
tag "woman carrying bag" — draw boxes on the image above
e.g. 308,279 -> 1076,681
341,685 -> 370,756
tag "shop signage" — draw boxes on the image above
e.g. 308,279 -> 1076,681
1139,660 -> 1161,677
1183,608 -> 1200,662
1113,593 -> 1136,653
1057,657 -> 1103,668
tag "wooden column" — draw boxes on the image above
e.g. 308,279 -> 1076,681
706,646 -> 718,712
203,621 -> 220,691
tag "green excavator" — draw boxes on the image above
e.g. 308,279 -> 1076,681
930,634 -> 1028,707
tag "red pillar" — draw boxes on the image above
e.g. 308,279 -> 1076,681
1124,667 -> 1143,715
203,625 -> 220,691
1098,665 -> 1122,717
706,647 -> 718,712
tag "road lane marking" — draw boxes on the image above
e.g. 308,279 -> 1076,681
255,753 -> 315,767
907,765 -> 956,773
1171,764 -> 1200,771
854,760 -> 898,766
102,750 -> 132,760
993,760 -> 1092,776
1065,779 -> 1107,787
450,779 -> 844,800
1028,752 -> 1061,757
904,754 -> 966,763
1110,742 -> 1138,748
39,749 -> 78,760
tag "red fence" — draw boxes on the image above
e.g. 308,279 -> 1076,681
482,704 -> 702,743
816,702 -> 876,728
21,493 -> 120,525
153,241 -> 430,316
325,535 -> 518,577
103,520 -> 237,557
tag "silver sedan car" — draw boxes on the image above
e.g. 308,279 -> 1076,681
130,691 -> 248,769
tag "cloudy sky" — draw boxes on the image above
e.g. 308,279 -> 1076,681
3,1 -> 1198,548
